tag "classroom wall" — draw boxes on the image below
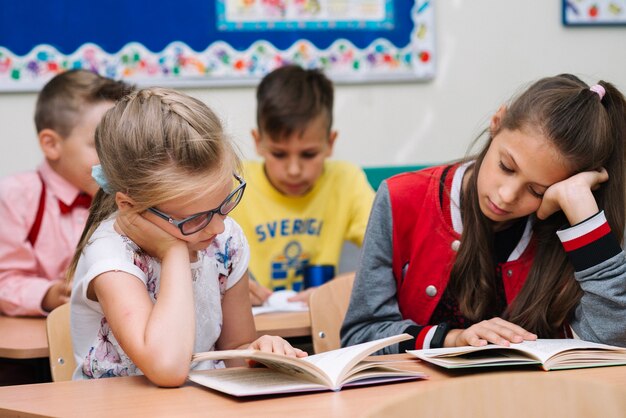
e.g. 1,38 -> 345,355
1,0 -> 625,177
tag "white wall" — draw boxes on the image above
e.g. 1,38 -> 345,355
1,0 -> 625,177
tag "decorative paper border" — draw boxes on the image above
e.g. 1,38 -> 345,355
216,0 -> 396,31
0,1 -> 434,91
563,0 -> 626,25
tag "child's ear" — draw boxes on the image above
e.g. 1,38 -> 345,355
251,129 -> 262,152
115,191 -> 136,212
490,105 -> 507,136
38,129 -> 63,161
326,130 -> 338,156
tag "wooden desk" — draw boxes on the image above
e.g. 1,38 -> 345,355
253,311 -> 311,338
0,316 -> 48,359
1,360 -> 626,418
0,312 -> 309,360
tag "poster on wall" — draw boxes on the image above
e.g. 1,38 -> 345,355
563,0 -> 626,25
0,0 -> 435,92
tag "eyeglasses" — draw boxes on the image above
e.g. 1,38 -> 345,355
147,174 -> 246,236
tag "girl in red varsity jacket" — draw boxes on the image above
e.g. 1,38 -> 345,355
341,75 -> 626,353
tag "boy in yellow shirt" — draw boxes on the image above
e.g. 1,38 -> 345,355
231,65 -> 374,305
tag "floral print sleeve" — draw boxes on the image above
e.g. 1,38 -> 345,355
206,217 -> 250,293
81,318 -> 138,378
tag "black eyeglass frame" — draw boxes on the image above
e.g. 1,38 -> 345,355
147,174 -> 246,236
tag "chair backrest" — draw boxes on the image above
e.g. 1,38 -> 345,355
309,272 -> 355,354
363,165 -> 430,190
46,303 -> 76,382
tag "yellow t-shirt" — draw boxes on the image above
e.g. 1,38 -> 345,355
231,160 -> 374,290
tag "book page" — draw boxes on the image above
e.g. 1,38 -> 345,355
192,349 -> 329,386
302,334 -> 413,388
409,339 -> 626,369
408,346 -> 540,369
408,344 -> 532,359
542,341 -> 626,370
192,334 -> 413,389
507,339 -> 617,363
251,290 -> 309,316
341,366 -> 426,386
189,367 -> 327,397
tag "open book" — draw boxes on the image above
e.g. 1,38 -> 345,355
409,339 -> 626,371
251,289 -> 309,316
189,334 -> 425,396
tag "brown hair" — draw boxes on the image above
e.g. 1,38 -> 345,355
34,69 -> 132,137
256,64 -> 334,140
449,74 -> 626,337
66,87 -> 240,281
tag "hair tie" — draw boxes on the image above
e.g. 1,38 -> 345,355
91,165 -> 112,194
590,84 -> 605,100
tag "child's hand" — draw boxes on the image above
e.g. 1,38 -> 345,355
41,280 -> 70,312
247,335 -> 308,363
115,210 -> 186,260
287,287 -> 316,306
537,168 -> 608,224
447,317 -> 537,347
249,279 -> 272,306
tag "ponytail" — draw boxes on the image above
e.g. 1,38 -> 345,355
595,81 -> 626,243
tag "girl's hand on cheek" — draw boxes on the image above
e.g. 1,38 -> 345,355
536,168 -> 608,224
451,317 -> 537,347
115,210 -> 186,260
247,335 -> 308,363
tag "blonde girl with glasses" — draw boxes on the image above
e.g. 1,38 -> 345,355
67,88 -> 306,387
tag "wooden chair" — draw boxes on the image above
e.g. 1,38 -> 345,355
309,272 -> 355,353
46,303 -> 76,382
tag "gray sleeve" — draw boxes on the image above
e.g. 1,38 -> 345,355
571,251 -> 626,347
340,182 -> 418,354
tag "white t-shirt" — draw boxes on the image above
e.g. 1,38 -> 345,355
70,216 -> 249,379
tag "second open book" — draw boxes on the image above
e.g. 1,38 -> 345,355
189,334 -> 425,396
409,338 -> 626,371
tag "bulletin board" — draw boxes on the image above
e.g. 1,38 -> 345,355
0,0 -> 435,92
563,0 -> 626,25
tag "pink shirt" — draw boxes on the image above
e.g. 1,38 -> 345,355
0,161 -> 89,316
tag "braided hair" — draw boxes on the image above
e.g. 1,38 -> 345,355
66,88 -> 240,281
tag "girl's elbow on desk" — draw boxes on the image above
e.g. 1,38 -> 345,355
142,363 -> 190,388
138,356 -> 192,387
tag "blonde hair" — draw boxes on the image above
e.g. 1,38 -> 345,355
66,87 -> 239,281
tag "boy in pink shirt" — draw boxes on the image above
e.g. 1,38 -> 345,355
0,70 -> 132,316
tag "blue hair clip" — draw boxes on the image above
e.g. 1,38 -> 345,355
91,165 -> 112,194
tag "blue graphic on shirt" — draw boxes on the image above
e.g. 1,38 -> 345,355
271,241 -> 310,291
255,218 -> 323,242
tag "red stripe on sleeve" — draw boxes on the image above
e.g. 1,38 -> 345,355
415,326 -> 434,349
562,222 -> 611,252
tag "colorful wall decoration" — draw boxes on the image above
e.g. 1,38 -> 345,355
0,0 -> 435,92
563,0 -> 626,25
